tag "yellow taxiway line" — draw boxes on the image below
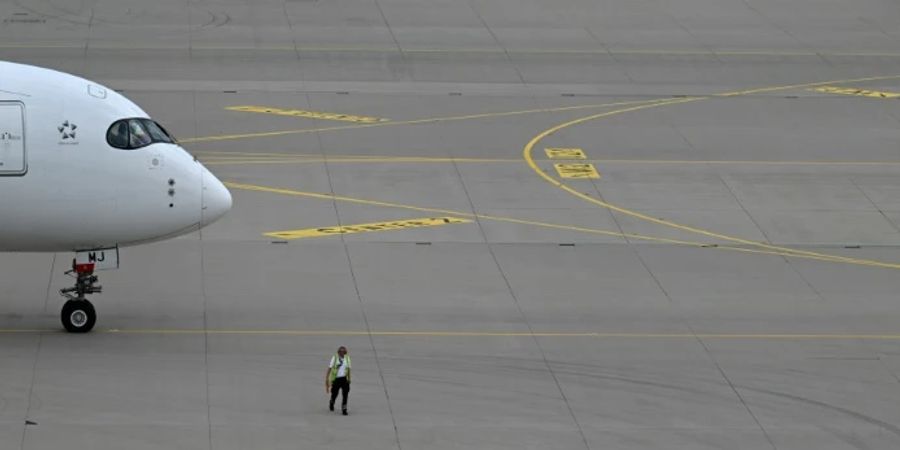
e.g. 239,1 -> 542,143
3,328 -> 900,340
191,73 -> 900,271
225,182 -> 893,266
5,43 -> 900,59
180,98 -> 671,144
522,75 -> 900,270
195,150 -> 900,167
201,157 -> 519,166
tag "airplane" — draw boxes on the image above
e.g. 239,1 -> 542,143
0,61 -> 232,333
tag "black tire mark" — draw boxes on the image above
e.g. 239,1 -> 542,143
199,11 -> 230,29
12,0 -> 126,27
200,11 -> 217,28
420,355 -> 900,440
741,386 -> 900,438
382,354 -> 732,403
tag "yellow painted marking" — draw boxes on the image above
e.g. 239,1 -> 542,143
4,328 -> 900,340
180,99 -> 670,144
91,330 -> 900,340
201,157 -> 518,166
196,151 -> 317,157
522,76 -> 900,270
580,159 -> 900,166
198,151 -> 900,167
7,43 -> 900,59
265,217 -> 471,240
195,150 -> 900,167
717,74 -> 900,97
811,86 -> 900,99
202,158 -> 900,167
203,77 -> 900,272
225,182 -> 897,266
554,163 -> 600,179
545,148 -> 586,160
524,102 -> 900,269
226,106 -> 389,124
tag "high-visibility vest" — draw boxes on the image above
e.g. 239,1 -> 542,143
329,354 -> 351,383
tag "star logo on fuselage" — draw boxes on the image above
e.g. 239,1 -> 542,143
58,121 -> 77,140
58,121 -> 79,145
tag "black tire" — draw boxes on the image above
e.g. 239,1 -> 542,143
61,300 -> 96,333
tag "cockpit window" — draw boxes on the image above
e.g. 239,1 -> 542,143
129,120 -> 151,148
107,118 -> 175,150
141,119 -> 174,144
107,120 -> 129,149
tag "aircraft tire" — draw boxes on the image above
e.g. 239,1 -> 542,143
61,300 -> 96,333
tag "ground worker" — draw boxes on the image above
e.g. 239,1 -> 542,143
325,346 -> 351,415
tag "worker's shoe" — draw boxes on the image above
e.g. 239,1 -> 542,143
342,408 -> 348,416
329,401 -> 334,412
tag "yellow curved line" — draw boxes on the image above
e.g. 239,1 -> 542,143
522,78 -> 900,270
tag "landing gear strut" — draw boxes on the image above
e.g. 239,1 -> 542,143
59,260 -> 101,333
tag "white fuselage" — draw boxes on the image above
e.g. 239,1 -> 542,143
0,61 -> 231,252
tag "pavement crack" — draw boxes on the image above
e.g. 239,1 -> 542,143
485,249 -> 592,450
693,335 -> 780,450
18,333 -> 43,450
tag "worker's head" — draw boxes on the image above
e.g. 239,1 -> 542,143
337,346 -> 347,356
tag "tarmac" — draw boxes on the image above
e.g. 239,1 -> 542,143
2,0 -> 900,448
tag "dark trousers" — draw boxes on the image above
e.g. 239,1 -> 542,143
330,377 -> 350,408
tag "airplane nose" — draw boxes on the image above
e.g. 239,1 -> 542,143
201,166 -> 232,227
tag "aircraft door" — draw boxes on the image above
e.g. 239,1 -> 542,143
0,102 -> 26,176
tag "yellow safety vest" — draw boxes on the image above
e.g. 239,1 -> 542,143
329,354 -> 351,383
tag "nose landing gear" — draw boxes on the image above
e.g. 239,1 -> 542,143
59,261 -> 101,333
